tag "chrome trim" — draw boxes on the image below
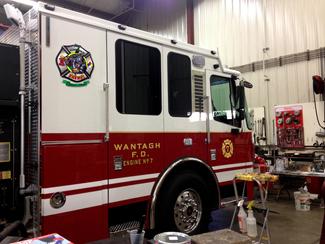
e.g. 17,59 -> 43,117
149,157 -> 220,229
19,31 -> 26,189
35,13 -> 41,236
41,139 -> 103,146
104,30 -> 110,142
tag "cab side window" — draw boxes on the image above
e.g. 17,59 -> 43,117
210,75 -> 240,127
168,52 -> 192,117
116,40 -> 161,115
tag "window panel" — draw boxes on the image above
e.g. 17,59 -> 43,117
168,52 -> 192,117
210,75 -> 240,127
116,40 -> 161,115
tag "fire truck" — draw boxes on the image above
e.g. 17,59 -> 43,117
0,2 -> 254,243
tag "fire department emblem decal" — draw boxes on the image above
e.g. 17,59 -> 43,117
56,44 -> 94,87
222,139 -> 233,158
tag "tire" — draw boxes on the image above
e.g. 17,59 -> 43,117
155,171 -> 211,235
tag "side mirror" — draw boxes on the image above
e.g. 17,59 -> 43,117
236,80 -> 252,120
243,80 -> 253,89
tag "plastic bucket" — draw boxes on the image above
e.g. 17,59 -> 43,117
154,232 -> 191,244
128,229 -> 145,244
294,191 -> 311,211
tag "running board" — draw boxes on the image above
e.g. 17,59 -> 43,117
109,221 -> 140,239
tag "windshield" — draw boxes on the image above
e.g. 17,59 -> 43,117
210,75 -> 253,129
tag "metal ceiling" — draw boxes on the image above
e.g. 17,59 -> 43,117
67,0 -> 132,15
0,0 -> 136,28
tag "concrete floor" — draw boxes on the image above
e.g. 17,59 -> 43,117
211,189 -> 324,244
90,191 -> 324,244
267,195 -> 323,244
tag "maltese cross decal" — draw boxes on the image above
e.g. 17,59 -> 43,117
56,44 -> 94,87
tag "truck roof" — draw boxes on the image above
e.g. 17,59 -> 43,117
37,2 -> 221,62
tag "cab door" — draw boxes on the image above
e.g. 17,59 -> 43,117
107,32 -> 164,205
205,70 -> 253,184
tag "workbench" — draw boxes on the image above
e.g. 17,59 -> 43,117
271,170 -> 324,198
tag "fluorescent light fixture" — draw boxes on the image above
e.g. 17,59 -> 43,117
11,0 -> 37,7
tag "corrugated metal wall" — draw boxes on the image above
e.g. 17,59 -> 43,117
244,60 -> 321,109
243,60 -> 323,142
193,0 -> 325,143
194,0 -> 265,66
194,0 -> 325,66
125,0 -> 188,42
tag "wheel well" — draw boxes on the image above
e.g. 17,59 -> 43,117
150,158 -> 220,229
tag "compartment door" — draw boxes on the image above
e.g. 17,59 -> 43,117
40,14 -> 108,243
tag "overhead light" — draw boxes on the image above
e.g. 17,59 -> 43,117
4,4 -> 25,27
10,0 -> 37,7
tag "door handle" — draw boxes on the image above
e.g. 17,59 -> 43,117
103,83 -> 109,142
204,95 -> 210,144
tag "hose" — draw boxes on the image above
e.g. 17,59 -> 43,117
313,91 -> 325,130
0,221 -> 26,241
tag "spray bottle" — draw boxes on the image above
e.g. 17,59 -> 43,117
237,199 -> 247,233
246,201 -> 257,238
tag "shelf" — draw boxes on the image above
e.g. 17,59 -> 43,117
271,170 -> 325,177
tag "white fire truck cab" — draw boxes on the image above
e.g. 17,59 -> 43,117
0,2 -> 254,243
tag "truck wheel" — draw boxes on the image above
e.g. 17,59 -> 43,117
156,171 -> 210,235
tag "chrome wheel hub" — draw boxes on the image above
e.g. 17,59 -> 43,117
173,189 -> 202,233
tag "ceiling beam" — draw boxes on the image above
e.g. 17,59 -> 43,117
187,0 -> 194,45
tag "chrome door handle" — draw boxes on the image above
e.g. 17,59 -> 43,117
204,95 -> 210,144
103,83 -> 109,142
